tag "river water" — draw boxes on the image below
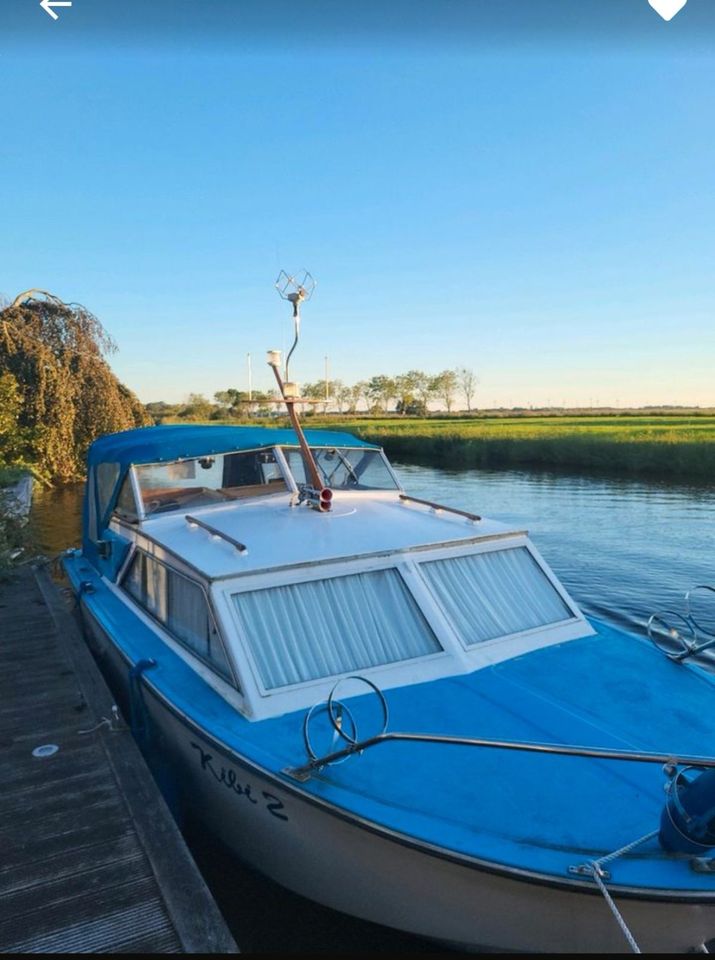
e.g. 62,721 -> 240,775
29,463 -> 715,952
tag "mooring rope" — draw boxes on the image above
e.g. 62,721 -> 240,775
591,829 -> 659,869
589,863 -> 642,954
573,829 -> 658,954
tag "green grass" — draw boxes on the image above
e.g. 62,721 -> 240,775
309,416 -> 715,480
158,414 -> 715,480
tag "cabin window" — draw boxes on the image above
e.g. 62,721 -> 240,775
283,447 -> 398,491
115,473 -> 140,521
96,462 -> 121,520
419,547 -> 573,646
231,568 -> 441,690
123,550 -> 233,682
135,449 -> 287,516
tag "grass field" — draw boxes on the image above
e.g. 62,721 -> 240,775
159,414 -> 715,480
306,415 -> 715,480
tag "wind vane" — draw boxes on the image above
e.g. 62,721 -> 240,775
274,270 -> 316,380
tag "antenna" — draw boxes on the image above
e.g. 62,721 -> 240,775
275,270 -> 316,380
269,270 -> 329,511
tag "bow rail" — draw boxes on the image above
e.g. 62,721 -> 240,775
282,729 -> 715,783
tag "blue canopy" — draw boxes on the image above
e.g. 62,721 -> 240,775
87,423 -> 375,471
83,424 -> 377,578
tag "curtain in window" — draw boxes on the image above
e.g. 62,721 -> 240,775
143,553 -> 167,623
167,571 -> 209,659
420,547 -> 572,645
232,568 -> 441,689
123,552 -> 234,682
125,551 -> 167,622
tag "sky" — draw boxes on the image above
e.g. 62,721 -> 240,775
1,0 -> 714,408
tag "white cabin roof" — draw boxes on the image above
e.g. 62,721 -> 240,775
127,491 -> 524,581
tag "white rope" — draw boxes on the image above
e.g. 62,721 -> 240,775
77,705 -> 124,735
78,717 -> 112,735
572,829 -> 659,954
593,829 -> 659,868
589,863 -> 641,953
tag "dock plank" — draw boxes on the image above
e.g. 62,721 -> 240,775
0,567 -> 238,954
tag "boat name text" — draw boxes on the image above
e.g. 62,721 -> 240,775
190,742 -> 288,820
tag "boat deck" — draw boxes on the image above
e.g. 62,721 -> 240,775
0,565 -> 237,954
128,489 -> 523,580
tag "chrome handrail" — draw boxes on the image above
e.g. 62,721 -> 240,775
685,585 -> 715,642
399,493 -> 482,523
648,585 -> 715,662
185,514 -> 247,553
282,730 -> 715,782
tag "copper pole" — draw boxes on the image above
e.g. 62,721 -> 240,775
270,363 -> 325,493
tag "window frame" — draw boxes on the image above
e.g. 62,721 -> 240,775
280,444 -> 402,492
120,545 -> 239,688
214,534 -> 589,716
410,538 -> 582,652
112,465 -> 146,523
224,555 -> 452,698
130,446 -> 293,518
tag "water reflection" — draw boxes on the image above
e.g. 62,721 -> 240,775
29,481 -> 84,557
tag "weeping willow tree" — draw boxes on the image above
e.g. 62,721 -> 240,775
0,290 -> 149,483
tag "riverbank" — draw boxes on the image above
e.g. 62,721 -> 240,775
309,415 -> 715,480
0,469 -> 33,575
0,471 -> 33,519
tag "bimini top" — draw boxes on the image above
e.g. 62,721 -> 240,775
83,424 -> 378,578
88,424 -> 376,471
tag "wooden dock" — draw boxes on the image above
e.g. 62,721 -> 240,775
0,565 -> 238,954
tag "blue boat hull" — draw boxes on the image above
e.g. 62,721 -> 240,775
71,581 -> 715,953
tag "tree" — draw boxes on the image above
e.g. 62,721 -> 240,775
145,400 -> 180,423
413,370 -> 436,411
213,389 -> 235,415
214,388 -> 252,418
300,379 -> 330,414
0,291 -> 149,482
0,371 -> 36,465
367,375 -> 396,414
433,369 -> 459,413
394,371 -> 424,416
333,381 -> 352,414
353,381 -> 370,413
179,393 -> 214,421
456,366 -> 478,413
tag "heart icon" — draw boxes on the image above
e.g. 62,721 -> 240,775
648,0 -> 688,20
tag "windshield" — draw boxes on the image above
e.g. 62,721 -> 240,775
282,446 -> 398,490
135,449 -> 287,516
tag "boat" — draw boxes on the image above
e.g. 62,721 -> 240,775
63,276 -> 715,953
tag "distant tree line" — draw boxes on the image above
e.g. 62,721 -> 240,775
148,367 -> 479,422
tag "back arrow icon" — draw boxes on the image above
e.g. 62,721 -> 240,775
40,0 -> 73,20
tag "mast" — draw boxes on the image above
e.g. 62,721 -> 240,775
270,271 -> 332,512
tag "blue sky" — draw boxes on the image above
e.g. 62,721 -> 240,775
1,1 -> 713,407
